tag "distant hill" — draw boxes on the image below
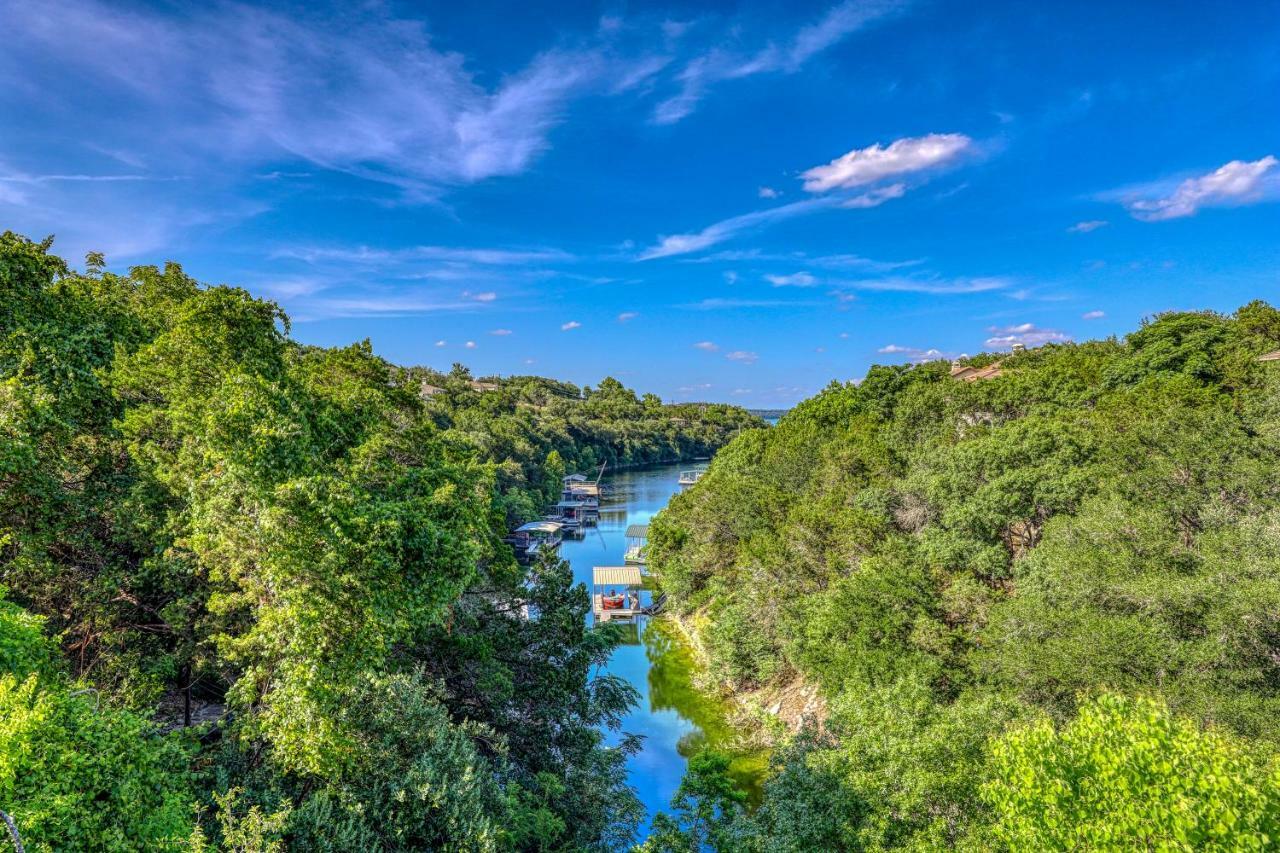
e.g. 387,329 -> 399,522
747,408 -> 789,420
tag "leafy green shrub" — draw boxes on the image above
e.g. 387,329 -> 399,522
983,694 -> 1280,850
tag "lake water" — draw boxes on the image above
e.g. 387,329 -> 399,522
558,462 -> 764,839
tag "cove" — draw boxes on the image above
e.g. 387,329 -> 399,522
558,462 -> 767,838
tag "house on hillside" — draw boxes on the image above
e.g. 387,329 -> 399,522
470,380 -> 500,392
420,383 -> 446,399
950,360 -> 1004,382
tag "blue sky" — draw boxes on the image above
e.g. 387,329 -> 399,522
3,0 -> 1278,406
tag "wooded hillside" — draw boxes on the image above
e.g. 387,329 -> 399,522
647,302 -> 1280,849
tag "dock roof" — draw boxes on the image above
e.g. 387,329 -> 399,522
593,566 -> 643,587
515,521 -> 563,533
625,524 -> 650,538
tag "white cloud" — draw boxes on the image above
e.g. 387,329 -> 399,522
617,311 -> 639,322
561,320 -> 582,331
839,332 -> 850,339
725,350 -> 759,364
758,186 -> 780,198
723,270 -> 739,284
465,340 -> 477,349
1082,310 -> 1105,320
471,291 -> 498,303
490,328 -> 513,335
765,271 -> 817,287
640,134 -> 968,260
985,323 -> 1071,349
801,134 -> 973,192
731,388 -> 753,395
877,343 -> 950,363
435,340 -> 447,347
1123,156 -> 1279,221
693,341 -> 720,352
1068,219 -> 1108,233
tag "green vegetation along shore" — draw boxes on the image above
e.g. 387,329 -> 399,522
0,232 -> 760,851
644,300 -> 1280,849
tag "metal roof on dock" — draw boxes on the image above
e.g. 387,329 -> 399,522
593,566 -> 643,586
625,524 -> 649,538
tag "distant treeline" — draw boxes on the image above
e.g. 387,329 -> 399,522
401,365 -> 764,527
746,408 -> 789,420
0,232 -> 758,851
644,302 -> 1280,850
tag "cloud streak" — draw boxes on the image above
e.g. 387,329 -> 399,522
639,196 -> 839,259
1121,156 -> 1278,221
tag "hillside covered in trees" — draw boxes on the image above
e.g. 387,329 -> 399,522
0,232 -> 760,851
646,302 -> 1280,850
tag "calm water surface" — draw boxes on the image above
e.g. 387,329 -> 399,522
558,462 -> 763,838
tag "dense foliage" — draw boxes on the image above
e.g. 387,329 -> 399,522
0,232 -> 755,851
648,301 -> 1280,849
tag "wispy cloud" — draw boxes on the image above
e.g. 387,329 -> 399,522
0,2 -> 616,194
653,0 -> 909,124
292,295 -> 483,320
801,134 -> 974,192
765,271 -> 818,287
1068,219 -> 1108,233
1115,156 -> 1278,221
561,320 -> 582,331
688,249 -> 923,272
693,341 -> 720,352
682,297 -> 823,310
617,311 -> 639,322
638,196 -> 838,259
840,182 -> 907,207
985,323 -> 1070,348
725,350 -> 759,364
1082,310 -> 1105,320
758,186 -> 780,198
275,244 -> 574,265
490,328 -> 513,335
832,276 -> 1010,295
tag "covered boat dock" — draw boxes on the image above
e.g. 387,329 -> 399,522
624,524 -> 649,565
592,565 -> 644,622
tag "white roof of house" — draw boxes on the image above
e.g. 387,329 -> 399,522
593,566 -> 643,587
